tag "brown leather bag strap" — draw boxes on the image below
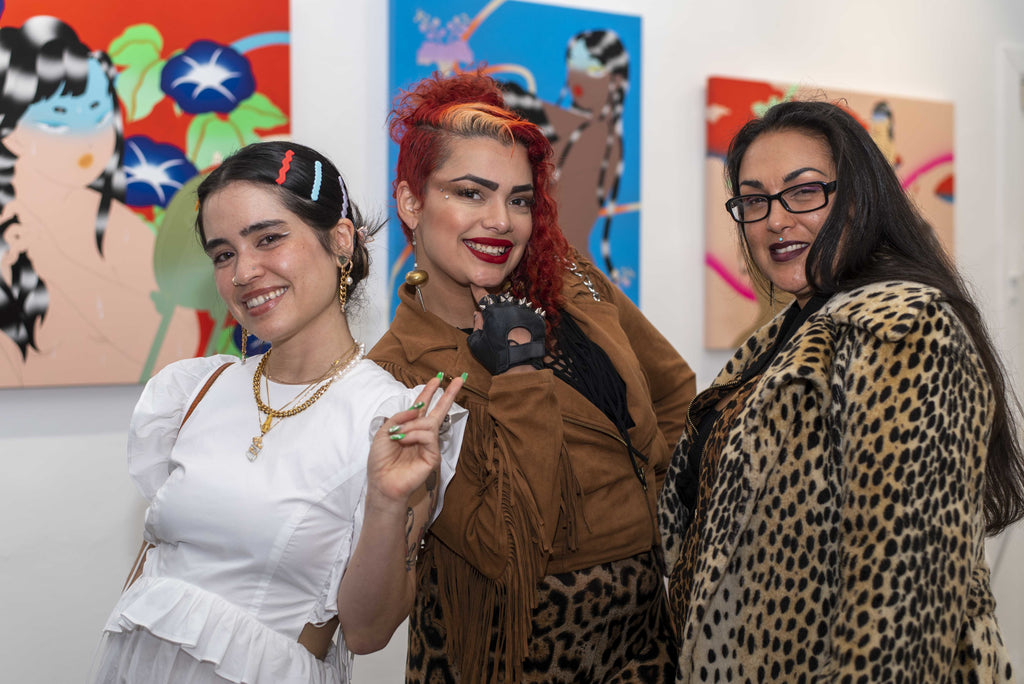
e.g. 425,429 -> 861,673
180,361 -> 233,428
125,361 -> 233,595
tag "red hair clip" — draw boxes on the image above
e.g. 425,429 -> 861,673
276,149 -> 295,184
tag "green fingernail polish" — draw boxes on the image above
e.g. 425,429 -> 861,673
388,425 -> 402,434
409,401 -> 425,410
390,433 -> 405,441
436,371 -> 445,380
460,372 -> 468,382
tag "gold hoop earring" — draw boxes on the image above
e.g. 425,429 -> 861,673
338,256 -> 354,312
240,326 -> 248,362
404,234 -> 428,311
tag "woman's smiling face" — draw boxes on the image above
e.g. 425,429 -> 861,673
736,129 -> 836,307
397,135 -> 535,323
201,182 -> 349,349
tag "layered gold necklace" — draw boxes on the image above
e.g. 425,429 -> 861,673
247,342 -> 364,461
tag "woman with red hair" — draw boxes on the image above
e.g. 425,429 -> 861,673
369,71 -> 697,683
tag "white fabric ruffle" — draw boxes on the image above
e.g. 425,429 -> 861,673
98,575 -> 347,684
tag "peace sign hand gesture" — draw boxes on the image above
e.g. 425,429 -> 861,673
366,373 -> 464,508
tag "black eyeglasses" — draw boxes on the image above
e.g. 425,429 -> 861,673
725,180 -> 838,224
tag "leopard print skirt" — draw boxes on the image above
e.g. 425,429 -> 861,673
406,549 -> 677,683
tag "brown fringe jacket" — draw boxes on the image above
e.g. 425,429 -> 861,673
369,260 -> 696,682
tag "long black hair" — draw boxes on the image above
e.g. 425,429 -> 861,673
726,99 -> 1024,536
0,16 -> 125,356
196,140 -> 381,301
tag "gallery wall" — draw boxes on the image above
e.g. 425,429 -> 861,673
0,0 -> 1022,680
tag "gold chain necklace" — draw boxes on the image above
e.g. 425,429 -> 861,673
250,370 -> 321,456
247,343 -> 363,461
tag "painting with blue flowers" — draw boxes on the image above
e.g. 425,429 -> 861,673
0,1 -> 289,387
387,0 -> 642,313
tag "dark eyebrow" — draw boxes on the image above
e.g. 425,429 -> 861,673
738,167 -> 827,192
203,219 -> 286,253
511,184 -> 534,194
448,174 -> 498,191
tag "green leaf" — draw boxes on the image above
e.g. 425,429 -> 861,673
186,113 -> 254,171
117,58 -> 167,122
108,25 -> 166,122
229,92 -> 288,132
183,94 -> 287,171
108,24 -> 163,65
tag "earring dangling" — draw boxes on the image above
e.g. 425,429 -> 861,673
338,255 -> 354,312
404,234 -> 429,312
240,326 -> 249,362
769,282 -> 776,316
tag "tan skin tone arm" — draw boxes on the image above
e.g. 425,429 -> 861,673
337,374 -> 463,654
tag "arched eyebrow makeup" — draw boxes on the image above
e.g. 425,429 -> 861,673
739,166 -> 826,191
447,173 -> 533,194
203,219 -> 286,253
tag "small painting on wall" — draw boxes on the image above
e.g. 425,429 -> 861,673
0,1 -> 289,387
704,76 -> 954,349
388,0 -> 642,312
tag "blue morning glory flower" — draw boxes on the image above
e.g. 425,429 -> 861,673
160,40 -> 256,114
123,135 -> 198,208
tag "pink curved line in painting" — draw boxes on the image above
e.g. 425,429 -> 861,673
706,253 -> 757,301
598,201 -> 641,217
900,152 -> 953,190
462,0 -> 506,40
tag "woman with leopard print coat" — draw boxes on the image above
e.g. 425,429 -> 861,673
659,101 -> 1024,683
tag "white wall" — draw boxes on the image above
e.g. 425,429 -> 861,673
1,0 -> 1022,680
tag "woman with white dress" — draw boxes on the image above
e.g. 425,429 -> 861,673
90,141 -> 467,684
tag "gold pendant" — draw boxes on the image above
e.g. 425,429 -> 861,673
247,415 -> 274,462
248,437 -> 262,461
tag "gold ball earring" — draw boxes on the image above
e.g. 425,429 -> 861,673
404,235 -> 429,287
404,235 -> 428,311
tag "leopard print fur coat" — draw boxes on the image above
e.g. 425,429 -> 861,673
659,281 -> 1015,683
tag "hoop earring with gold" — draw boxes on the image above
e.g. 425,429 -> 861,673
338,256 -> 354,312
404,234 -> 428,311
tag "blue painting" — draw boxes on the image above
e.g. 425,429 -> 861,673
388,0 -> 642,311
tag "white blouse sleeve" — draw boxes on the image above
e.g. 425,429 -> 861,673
127,355 -> 237,501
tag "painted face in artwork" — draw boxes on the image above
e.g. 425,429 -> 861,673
399,136 -> 535,318
566,39 -> 613,113
735,129 -> 837,307
202,182 -> 351,349
3,58 -> 116,187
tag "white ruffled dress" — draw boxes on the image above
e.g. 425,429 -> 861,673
91,354 -> 466,684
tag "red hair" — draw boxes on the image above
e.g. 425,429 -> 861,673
389,69 -> 571,324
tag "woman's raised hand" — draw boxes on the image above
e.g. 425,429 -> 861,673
467,284 -> 544,375
366,373 -> 464,507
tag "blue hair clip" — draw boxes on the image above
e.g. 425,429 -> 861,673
311,160 -> 323,201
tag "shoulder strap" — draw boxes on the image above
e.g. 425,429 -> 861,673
180,361 -> 233,429
126,360 -> 232,594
